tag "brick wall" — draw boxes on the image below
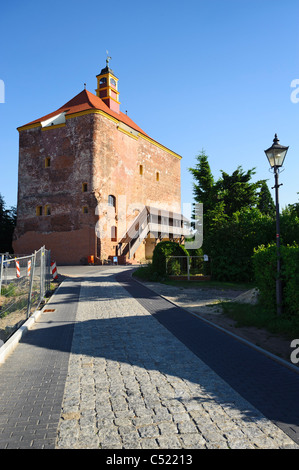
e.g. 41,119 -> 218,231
13,111 -> 181,264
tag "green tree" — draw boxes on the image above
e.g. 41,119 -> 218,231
284,193 -> 299,218
188,153 -> 276,282
0,194 -> 17,253
188,150 -> 216,212
216,166 -> 262,218
188,150 -> 226,231
257,181 -> 275,217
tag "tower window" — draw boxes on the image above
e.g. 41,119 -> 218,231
108,195 -> 116,208
45,157 -> 51,168
82,182 -> 88,192
139,164 -> 143,175
82,206 -> 88,214
45,205 -> 51,216
36,206 -> 43,216
111,226 -> 117,241
156,172 -> 160,182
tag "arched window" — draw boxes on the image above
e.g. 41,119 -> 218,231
45,205 -> 51,216
108,195 -> 116,208
36,206 -> 43,216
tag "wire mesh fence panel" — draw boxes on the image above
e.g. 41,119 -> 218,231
0,246 -> 51,344
166,256 -> 189,276
190,256 -> 204,274
166,256 -> 210,279
27,247 -> 51,317
0,254 -> 33,344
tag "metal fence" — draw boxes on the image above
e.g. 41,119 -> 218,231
166,256 -> 210,279
0,246 -> 51,344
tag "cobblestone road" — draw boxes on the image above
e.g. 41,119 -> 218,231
55,268 -> 298,449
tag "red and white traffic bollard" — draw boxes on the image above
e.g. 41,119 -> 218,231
16,260 -> 20,278
27,259 -> 31,277
51,261 -> 58,280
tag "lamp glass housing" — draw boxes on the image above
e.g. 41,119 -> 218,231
264,134 -> 289,168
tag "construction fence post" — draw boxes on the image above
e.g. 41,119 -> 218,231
0,255 -> 3,296
27,252 -> 36,319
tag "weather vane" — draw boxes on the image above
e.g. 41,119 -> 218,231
106,50 -> 112,67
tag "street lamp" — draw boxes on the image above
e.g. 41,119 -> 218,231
264,134 -> 289,315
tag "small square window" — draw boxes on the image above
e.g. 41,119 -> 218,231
45,157 -> 51,168
82,183 -> 88,192
83,206 -> 88,214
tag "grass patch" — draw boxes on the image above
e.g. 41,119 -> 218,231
221,301 -> 299,339
132,265 -> 254,291
1,284 -> 17,297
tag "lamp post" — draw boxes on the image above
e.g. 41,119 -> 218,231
264,134 -> 289,315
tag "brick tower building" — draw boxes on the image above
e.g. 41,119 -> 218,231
13,60 -> 188,264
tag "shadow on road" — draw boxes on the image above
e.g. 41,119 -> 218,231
20,268 -> 299,444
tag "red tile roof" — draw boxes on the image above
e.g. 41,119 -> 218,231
18,89 -> 148,136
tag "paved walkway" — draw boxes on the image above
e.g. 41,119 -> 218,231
0,266 -> 299,449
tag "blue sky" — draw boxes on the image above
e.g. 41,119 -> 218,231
1,0 -> 298,214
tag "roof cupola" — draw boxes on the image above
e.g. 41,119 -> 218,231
95,55 -> 120,113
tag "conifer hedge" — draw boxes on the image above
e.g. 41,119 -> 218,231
252,243 -> 299,316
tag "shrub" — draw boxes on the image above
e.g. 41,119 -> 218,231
252,243 -> 299,316
281,244 -> 299,316
152,241 -> 189,276
252,244 -> 277,312
167,258 -> 181,275
204,208 -> 275,283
